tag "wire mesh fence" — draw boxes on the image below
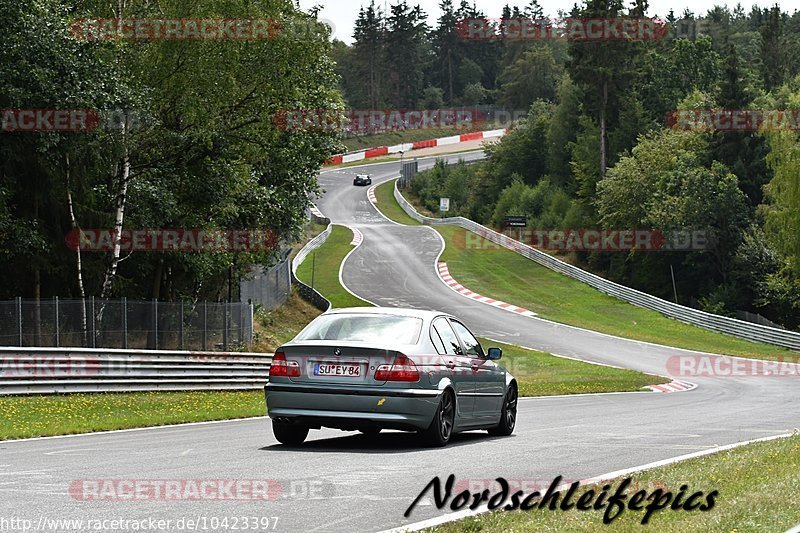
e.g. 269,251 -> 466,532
239,255 -> 292,311
0,298 -> 253,351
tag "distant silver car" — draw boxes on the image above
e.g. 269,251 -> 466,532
265,308 -> 517,447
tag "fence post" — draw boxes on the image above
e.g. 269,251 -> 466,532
152,299 -> 158,350
202,301 -> 207,351
240,301 -> 244,346
180,301 -> 185,351
16,297 -> 22,347
223,300 -> 229,351
249,301 -> 254,345
286,259 -> 291,297
122,297 -> 128,349
89,296 -> 97,348
54,296 -> 59,348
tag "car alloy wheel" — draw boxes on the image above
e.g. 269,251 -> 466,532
439,392 -> 455,441
488,384 -> 517,436
422,390 -> 455,447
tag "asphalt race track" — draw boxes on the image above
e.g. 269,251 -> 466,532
2,152 -> 798,533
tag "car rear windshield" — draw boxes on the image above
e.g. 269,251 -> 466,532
296,314 -> 423,344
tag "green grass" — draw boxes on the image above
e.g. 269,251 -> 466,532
479,338 -> 667,397
376,186 -> 796,360
341,126 -> 481,152
0,390 -> 266,440
290,217 -> 664,396
374,180 -> 421,225
252,289 -> 323,352
427,433 -> 800,533
437,225 -> 796,360
296,224 -> 372,308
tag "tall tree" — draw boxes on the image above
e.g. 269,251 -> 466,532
566,0 -> 638,181
385,1 -> 429,108
759,5 -> 785,92
352,2 -> 387,108
431,0 -> 460,104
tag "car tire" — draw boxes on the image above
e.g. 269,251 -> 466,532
488,383 -> 517,437
358,428 -> 381,436
272,420 -> 309,445
421,390 -> 455,447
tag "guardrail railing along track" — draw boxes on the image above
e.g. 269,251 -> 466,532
0,347 -> 273,395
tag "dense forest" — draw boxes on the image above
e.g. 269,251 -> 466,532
2,0 -> 799,330
0,0 -> 342,302
333,1 -> 800,330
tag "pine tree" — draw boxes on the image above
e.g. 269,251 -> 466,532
760,5 -> 785,92
352,2 -> 387,108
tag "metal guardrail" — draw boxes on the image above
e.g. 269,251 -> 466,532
394,181 -> 800,351
291,212 -> 333,312
0,346 -> 272,395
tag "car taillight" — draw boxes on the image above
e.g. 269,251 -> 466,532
270,351 -> 301,378
375,354 -> 420,382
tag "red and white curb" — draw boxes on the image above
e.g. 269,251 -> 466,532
367,185 -> 378,205
325,128 -> 507,166
437,262 -> 536,318
646,380 -> 697,393
350,227 -> 364,247
310,205 -> 325,219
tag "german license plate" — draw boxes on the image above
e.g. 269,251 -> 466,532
314,363 -> 361,377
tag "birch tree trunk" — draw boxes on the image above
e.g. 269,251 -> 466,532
65,153 -> 88,344
100,125 -> 130,300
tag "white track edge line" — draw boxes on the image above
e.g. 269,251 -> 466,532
338,224 -> 381,308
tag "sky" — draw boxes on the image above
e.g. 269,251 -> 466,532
298,0 -> 789,44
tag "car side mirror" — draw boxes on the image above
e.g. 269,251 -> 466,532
487,348 -> 502,360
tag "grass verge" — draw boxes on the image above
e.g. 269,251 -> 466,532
293,211 -> 665,395
426,433 -> 800,532
0,390 -> 266,441
251,289 -> 323,352
479,338 -> 667,397
341,126 -> 481,152
437,225 -> 796,360
295,224 -> 372,308
378,185 -> 795,360
374,180 -> 421,225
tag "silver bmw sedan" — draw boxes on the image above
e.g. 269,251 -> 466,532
265,307 -> 518,447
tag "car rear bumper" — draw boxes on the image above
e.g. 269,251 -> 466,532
265,383 -> 441,431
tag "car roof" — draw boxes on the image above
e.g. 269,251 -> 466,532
324,307 -> 448,321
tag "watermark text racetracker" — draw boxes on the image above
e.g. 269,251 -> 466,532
69,479 -> 335,502
0,355 -> 100,377
457,17 -> 669,41
0,516 -> 280,532
667,355 -> 800,377
1,109 -> 144,133
69,18 -> 333,41
459,228 -> 710,252
65,228 -> 280,253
